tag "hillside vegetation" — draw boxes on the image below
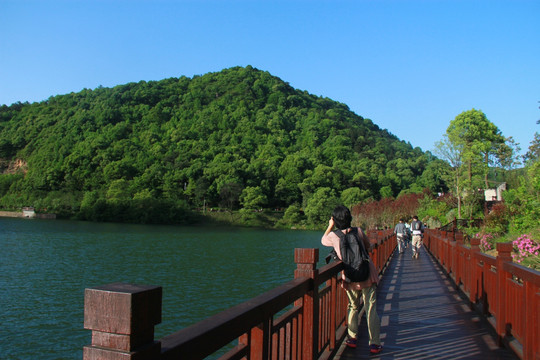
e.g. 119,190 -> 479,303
0,66 -> 442,225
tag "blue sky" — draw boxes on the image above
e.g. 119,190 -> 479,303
1,0 -> 538,158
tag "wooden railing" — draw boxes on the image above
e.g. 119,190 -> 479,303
83,230 -> 395,360
423,229 -> 540,360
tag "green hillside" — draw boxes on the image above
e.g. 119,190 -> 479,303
0,66 -> 442,225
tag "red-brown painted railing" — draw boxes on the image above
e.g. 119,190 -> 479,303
423,229 -> 540,360
83,229 -> 395,360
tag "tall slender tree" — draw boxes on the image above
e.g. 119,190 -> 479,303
446,109 -> 508,188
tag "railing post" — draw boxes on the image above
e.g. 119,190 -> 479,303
83,283 -> 162,360
524,280 -> 539,360
495,242 -> 513,345
455,233 -> 464,285
371,241 -> 380,270
470,238 -> 481,303
294,248 -> 319,360
440,231 -> 446,266
329,275 -> 338,351
424,230 -> 430,251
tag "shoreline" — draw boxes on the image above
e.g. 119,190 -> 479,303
0,210 -> 56,219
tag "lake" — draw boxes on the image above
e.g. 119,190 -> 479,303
0,217 -> 327,359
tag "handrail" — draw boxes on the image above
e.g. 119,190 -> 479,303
82,229 -> 396,359
160,277 -> 312,359
423,229 -> 539,360
438,218 -> 484,232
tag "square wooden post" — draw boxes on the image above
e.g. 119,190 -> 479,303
455,233 -> 464,286
469,238 -> 481,303
294,248 -> 319,360
83,283 -> 162,360
495,243 -> 513,345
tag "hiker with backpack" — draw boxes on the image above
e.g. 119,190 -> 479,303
393,218 -> 407,254
410,215 -> 424,259
321,205 -> 383,355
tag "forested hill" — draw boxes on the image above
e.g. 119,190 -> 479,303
0,66 -> 441,224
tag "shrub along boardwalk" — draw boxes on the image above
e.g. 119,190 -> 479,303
334,244 -> 518,360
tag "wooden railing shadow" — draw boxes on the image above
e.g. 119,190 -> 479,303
423,229 -> 539,360
82,230 -> 395,360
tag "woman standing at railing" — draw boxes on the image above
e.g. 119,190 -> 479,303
321,205 -> 383,355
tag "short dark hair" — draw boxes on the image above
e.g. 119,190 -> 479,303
412,215 -> 419,220
332,205 -> 352,230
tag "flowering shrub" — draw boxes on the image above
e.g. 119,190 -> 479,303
483,202 -> 509,235
512,234 -> 540,266
475,233 -> 494,252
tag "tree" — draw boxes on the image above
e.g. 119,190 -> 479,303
240,186 -> 267,210
379,186 -> 393,199
298,164 -> 342,204
503,160 -> 540,232
219,182 -> 243,212
304,187 -> 339,226
440,109 -> 517,219
106,179 -> 131,200
446,109 -> 507,188
418,158 -> 449,194
341,187 -> 369,210
524,132 -> 540,164
495,136 -> 522,169
279,203 -> 305,227
434,134 -> 464,218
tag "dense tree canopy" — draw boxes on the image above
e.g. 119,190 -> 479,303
435,109 -> 521,219
0,66 -> 438,224
446,109 -> 509,186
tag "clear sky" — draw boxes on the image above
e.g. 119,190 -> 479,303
1,0 -> 538,158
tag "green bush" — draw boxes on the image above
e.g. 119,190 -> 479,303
278,204 -> 306,228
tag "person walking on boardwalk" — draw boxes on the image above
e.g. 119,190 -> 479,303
321,205 -> 383,355
410,215 -> 424,259
404,221 -> 411,248
394,218 -> 407,254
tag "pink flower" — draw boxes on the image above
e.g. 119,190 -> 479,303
512,234 -> 540,263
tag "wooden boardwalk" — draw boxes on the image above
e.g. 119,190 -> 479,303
333,244 -> 519,360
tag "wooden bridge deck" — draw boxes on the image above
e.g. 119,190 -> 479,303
333,244 -> 519,360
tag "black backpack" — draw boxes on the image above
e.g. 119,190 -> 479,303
412,220 -> 423,232
333,227 -> 371,282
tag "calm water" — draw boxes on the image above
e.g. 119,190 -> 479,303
0,217 -> 326,359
